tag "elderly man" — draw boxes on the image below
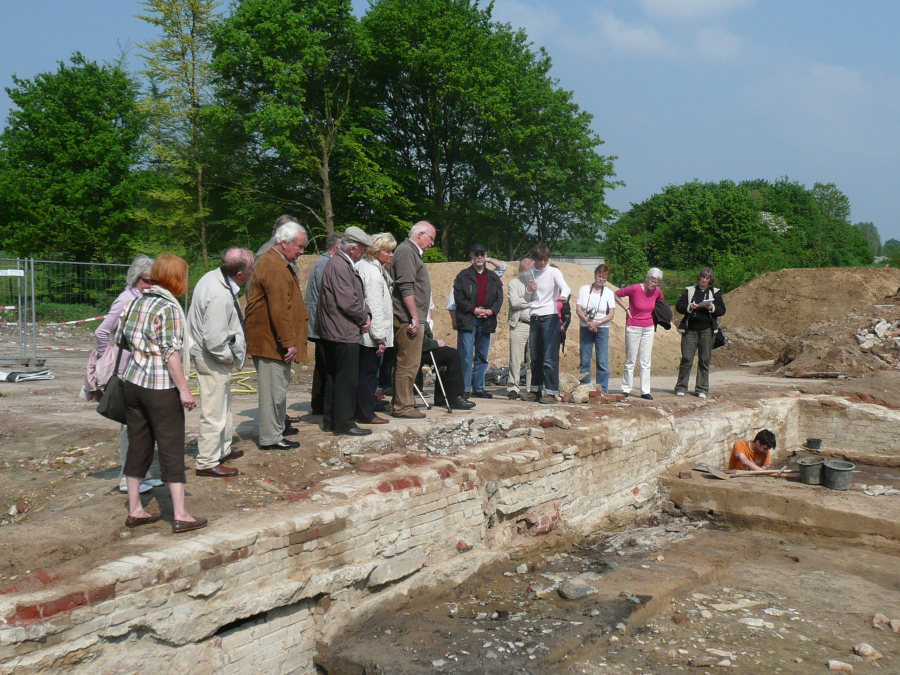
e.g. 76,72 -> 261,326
314,227 -> 373,436
188,248 -> 255,477
304,233 -> 342,415
452,243 -> 504,399
507,258 -> 534,400
245,220 -> 308,450
390,221 -> 436,419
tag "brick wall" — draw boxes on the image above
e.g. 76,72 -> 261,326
1,395 -> 893,674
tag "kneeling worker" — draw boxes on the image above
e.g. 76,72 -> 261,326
728,429 -> 777,471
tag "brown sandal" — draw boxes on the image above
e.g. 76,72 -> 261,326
172,517 -> 208,534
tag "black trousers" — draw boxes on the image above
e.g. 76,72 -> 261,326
310,340 -> 326,413
122,380 -> 186,483
322,340 -> 360,432
423,346 -> 464,402
355,345 -> 380,422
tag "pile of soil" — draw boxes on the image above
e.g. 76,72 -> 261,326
719,267 -> 900,373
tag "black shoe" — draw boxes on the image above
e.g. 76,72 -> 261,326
472,391 -> 493,399
461,392 -> 470,400
444,396 -> 476,410
640,393 -> 654,401
334,426 -> 372,437
283,426 -> 299,436
259,439 -> 300,450
508,391 -> 519,399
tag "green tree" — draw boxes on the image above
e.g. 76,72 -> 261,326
137,0 -> 221,266
212,0 -> 404,243
883,238 -> 900,258
852,221 -> 881,257
0,53 -> 145,261
598,225 -> 648,287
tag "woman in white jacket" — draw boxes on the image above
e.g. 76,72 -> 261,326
356,232 -> 397,424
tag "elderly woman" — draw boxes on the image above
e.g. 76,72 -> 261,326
614,268 -> 664,400
356,232 -> 396,424
118,254 -> 206,533
576,264 -> 616,392
81,255 -> 162,494
674,267 -> 726,399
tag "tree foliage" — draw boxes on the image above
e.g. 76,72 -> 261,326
852,221 -> 881,257
0,53 -> 145,262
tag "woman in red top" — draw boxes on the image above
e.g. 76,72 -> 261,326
614,268 -> 663,400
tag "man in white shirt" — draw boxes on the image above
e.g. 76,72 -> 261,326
524,243 -> 570,404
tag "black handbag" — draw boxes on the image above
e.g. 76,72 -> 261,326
97,298 -> 139,424
713,327 -> 727,349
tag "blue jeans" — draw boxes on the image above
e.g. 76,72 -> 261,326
529,314 -> 560,396
579,326 -> 610,392
457,318 -> 490,393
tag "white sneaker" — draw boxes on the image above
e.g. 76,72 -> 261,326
119,480 -> 153,494
675,391 -> 685,397
698,392 -> 707,399
141,478 -> 165,488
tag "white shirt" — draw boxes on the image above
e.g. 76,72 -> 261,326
526,265 -> 570,316
576,284 -> 615,328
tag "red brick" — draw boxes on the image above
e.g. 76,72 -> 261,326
375,482 -> 392,493
39,592 -> 88,618
31,569 -> 52,585
457,540 -> 472,552
0,584 -> 20,596
87,584 -> 116,604
9,604 -> 41,623
358,460 -> 401,474
540,417 -> 556,428
390,478 -> 413,491
401,455 -> 431,466
438,464 -> 457,479
632,487 -> 640,496
200,554 -> 223,571
460,480 -> 475,491
287,493 -> 311,502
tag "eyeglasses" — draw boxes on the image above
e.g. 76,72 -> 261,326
420,232 -> 435,244
473,252 -> 486,257
140,276 -> 151,283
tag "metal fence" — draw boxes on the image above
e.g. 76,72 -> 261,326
0,258 -> 130,363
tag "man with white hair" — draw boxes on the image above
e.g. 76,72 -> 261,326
507,258 -> 534,400
245,220 -> 309,449
390,221 -> 436,418
188,248 -> 255,476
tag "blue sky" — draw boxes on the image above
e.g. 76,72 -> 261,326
3,0 -> 900,243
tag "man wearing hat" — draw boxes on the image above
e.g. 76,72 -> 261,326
314,227 -> 374,436
452,244 -> 505,398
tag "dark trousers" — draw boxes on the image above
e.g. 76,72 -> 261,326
122,380 -> 186,483
675,328 -> 713,394
424,346 -> 465,402
310,340 -> 326,413
323,340 -> 360,432
355,345 -> 380,422
529,314 -> 561,395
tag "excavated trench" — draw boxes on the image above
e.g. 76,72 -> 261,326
2,395 -> 900,674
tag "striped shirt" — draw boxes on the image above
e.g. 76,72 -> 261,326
118,293 -> 184,390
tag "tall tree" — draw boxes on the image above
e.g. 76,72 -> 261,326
138,0 -> 220,266
0,53 -> 145,261
852,221 -> 881,257
212,0 -> 401,242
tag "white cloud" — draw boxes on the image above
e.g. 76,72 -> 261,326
637,0 -> 756,22
695,26 -> 746,60
590,11 -> 673,57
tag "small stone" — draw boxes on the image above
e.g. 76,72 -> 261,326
589,609 -> 601,617
615,622 -> 627,634
890,618 -> 900,633
529,428 -> 545,439
457,540 -> 473,552
476,612 -> 488,620
485,481 -> 499,495
672,613 -> 690,624
627,596 -> 641,604
854,643 -> 883,661
432,659 -> 446,667
485,650 -> 498,659
700,609 -> 713,619
506,428 -> 528,438
827,660 -> 853,672
554,417 -> 571,429
7,505 -> 17,517
872,613 -> 890,626
717,660 -> 732,667
559,577 -> 597,600
516,564 -> 528,574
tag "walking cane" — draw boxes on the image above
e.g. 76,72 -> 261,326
431,351 -> 452,413
413,382 -> 432,410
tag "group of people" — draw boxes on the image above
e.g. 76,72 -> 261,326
81,217 -> 743,532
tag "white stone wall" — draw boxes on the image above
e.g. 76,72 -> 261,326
1,395 -> 893,674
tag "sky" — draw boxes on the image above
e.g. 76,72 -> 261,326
2,0 -> 900,243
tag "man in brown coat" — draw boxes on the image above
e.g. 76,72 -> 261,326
245,220 -> 308,449
315,227 -> 373,436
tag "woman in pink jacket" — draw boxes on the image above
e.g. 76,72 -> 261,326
614,268 -> 663,400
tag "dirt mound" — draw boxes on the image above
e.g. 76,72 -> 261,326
720,267 -> 900,338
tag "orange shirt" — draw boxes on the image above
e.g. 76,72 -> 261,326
728,440 -> 771,470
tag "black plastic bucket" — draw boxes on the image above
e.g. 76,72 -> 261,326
806,438 -> 822,450
797,456 -> 825,485
821,460 -> 854,490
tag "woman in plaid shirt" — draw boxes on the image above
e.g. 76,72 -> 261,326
118,254 -> 207,534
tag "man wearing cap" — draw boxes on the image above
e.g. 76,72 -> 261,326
304,232 -> 343,415
452,244 -> 504,398
390,221 -> 436,419
314,227 -> 374,436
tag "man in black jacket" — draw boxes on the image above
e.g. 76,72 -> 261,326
452,244 -> 504,398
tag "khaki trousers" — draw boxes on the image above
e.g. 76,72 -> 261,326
391,319 -> 425,414
507,321 -> 532,394
195,352 -> 234,469
253,355 -> 290,446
